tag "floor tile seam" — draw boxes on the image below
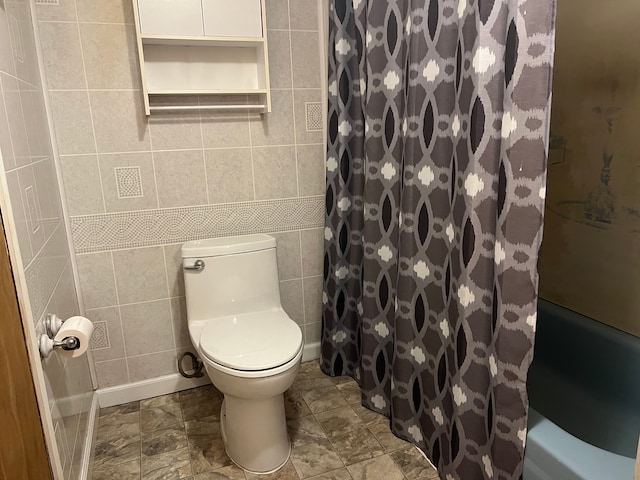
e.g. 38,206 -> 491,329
98,410 -> 139,422
386,448 -> 411,480
314,409 -> 367,441
363,414 -> 412,451
347,400 -> 390,429
313,403 -> 364,422
294,380 -> 335,393
307,466 -> 356,480
310,409 -> 382,471
140,418 -> 186,436
298,390 -> 319,414
92,451 -> 140,469
138,407 -> 143,475
335,386 -> 356,406
241,464 -> 250,480
300,382 -> 342,396
392,445 -> 436,480
97,403 -> 141,418
305,407 -> 332,437
93,428 -> 141,449
301,410 -> 349,475
322,421 -> 388,469
140,396 -> 181,406
139,425 -> 190,460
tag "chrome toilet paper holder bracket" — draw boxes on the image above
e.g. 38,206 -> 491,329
39,313 -> 81,358
44,313 -> 64,338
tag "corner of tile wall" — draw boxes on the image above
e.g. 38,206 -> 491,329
34,0 -> 327,390
1,0 -> 98,476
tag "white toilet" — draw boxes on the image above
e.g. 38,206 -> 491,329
181,234 -> 303,474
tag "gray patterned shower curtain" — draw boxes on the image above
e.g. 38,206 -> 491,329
321,0 -> 556,478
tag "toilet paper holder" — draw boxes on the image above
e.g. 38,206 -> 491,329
39,313 -> 81,358
44,313 -> 64,338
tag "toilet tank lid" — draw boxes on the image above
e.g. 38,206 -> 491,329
182,234 -> 276,258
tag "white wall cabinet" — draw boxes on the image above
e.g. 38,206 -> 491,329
132,0 -> 271,115
137,0 -> 204,36
202,0 -> 263,38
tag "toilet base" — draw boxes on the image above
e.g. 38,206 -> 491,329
199,346 -> 302,474
219,395 -> 291,474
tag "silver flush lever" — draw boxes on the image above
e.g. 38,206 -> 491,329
184,259 -> 205,271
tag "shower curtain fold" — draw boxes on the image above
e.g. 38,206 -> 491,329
321,0 -> 556,478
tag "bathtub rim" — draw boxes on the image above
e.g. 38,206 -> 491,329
523,408 -> 635,480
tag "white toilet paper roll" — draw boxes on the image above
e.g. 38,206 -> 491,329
54,316 -> 94,358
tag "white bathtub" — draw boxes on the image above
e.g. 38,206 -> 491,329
524,409 -> 635,480
524,300 -> 639,480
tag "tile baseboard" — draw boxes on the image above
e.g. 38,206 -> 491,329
97,342 -> 322,408
97,372 -> 212,408
302,341 -> 321,363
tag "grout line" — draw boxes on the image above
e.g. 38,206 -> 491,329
13,82 -> 34,164
298,232 -> 307,340
45,87 -> 320,92
94,296 -> 174,310
1,72 -> 39,90
247,102 -> 258,202
149,151 -> 161,209
160,247 -> 177,350
56,142 -> 324,157
285,0 -> 302,201
60,142 -> 323,157
84,294 -> 185,312
146,101 -> 161,211
108,251 -> 131,383
197,98 -> 211,205
387,448 -> 408,477
37,20 -> 135,26
269,28 -> 319,33
30,251 -> 70,325
48,88 -> 142,92
121,347 -> 185,361
93,154 -> 107,214
2,8 -> 18,76
0,75 -> 18,166
93,345 -> 188,368
70,0 -> 106,213
24,217 -> 66,273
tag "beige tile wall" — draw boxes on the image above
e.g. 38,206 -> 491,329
0,0 -> 94,478
36,0 -> 326,389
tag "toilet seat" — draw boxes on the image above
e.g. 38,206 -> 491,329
199,309 -> 303,374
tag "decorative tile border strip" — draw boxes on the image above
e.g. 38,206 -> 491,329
71,196 -> 325,253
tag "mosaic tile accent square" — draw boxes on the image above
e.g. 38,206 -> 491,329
305,102 -> 323,132
115,166 -> 144,199
90,321 -> 110,350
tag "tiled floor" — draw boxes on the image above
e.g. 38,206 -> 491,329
92,361 -> 439,480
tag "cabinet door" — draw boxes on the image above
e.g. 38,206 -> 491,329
138,0 -> 204,36
202,0 -> 263,38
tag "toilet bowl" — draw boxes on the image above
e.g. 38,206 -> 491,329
181,234 -> 303,474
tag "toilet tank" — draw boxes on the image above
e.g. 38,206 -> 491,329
182,235 -> 282,322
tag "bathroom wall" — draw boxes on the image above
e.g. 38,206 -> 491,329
538,0 -> 640,337
35,0 -> 326,388
0,0 -> 94,477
